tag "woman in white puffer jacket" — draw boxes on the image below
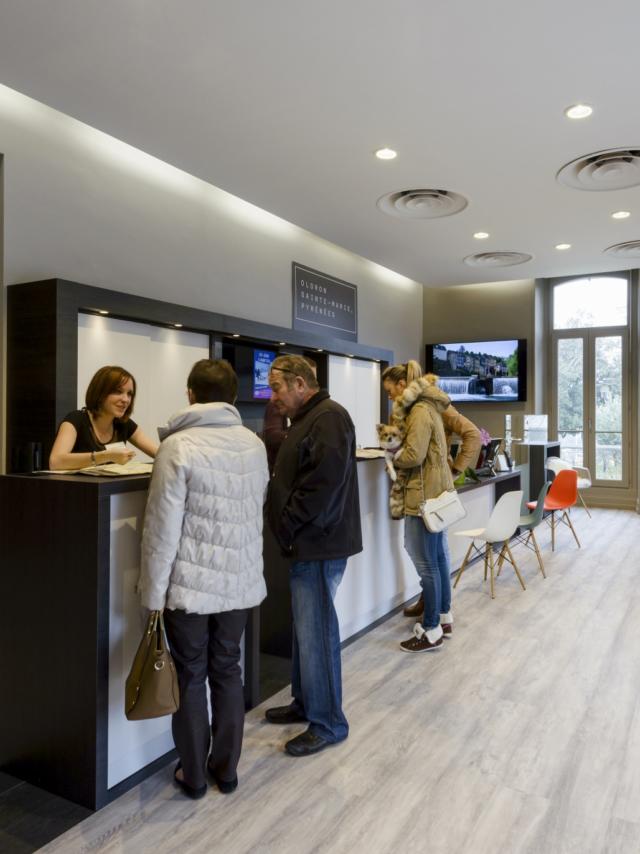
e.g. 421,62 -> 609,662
139,359 -> 269,799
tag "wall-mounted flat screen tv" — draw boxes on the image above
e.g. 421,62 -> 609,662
253,349 -> 276,400
425,339 -> 527,403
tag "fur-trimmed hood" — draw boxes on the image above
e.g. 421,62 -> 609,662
392,377 -> 451,423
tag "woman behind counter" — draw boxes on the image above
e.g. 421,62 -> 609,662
49,365 -> 158,470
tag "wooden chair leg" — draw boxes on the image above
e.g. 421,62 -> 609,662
453,541 -> 475,589
578,492 -> 592,518
496,543 -> 506,577
504,542 -> 526,591
563,511 -> 581,548
483,544 -> 489,581
530,529 -> 546,578
488,544 -> 496,599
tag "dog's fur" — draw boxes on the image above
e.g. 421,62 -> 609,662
376,422 -> 407,519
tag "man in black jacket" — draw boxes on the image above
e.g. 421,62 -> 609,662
265,355 -> 362,757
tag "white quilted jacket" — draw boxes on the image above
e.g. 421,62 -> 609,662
139,403 -> 269,614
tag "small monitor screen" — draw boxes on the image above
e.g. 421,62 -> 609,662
253,349 -> 276,400
428,340 -> 521,402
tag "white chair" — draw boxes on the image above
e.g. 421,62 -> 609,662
453,490 -> 525,599
546,456 -> 592,517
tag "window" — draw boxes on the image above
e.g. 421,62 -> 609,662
553,276 -> 628,329
551,275 -> 629,486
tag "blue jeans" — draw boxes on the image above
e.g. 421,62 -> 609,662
289,559 -> 348,743
404,516 -> 452,631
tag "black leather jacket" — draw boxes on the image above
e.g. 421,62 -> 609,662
267,390 -> 362,561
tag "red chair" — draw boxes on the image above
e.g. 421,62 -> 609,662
526,469 -> 580,551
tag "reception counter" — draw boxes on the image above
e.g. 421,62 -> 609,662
0,463 -> 519,808
0,473 -> 255,809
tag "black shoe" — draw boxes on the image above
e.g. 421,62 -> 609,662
285,729 -> 334,757
173,763 -> 207,800
265,704 -> 307,725
206,758 -> 238,794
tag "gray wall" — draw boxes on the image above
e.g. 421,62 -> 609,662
423,278 -> 536,438
0,86 -> 424,469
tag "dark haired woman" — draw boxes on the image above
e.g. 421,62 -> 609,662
381,359 -> 455,652
49,365 -> 158,470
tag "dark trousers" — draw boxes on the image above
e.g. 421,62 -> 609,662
163,608 -> 248,788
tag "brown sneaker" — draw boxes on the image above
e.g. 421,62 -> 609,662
403,594 -> 424,618
400,623 -> 443,653
441,622 -> 453,639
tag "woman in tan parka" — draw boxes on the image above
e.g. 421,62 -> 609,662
403,372 -> 482,619
382,360 -> 454,653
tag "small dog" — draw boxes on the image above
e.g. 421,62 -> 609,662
376,423 -> 404,482
377,423 -> 407,519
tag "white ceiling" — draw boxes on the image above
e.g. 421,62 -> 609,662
1,0 -> 640,287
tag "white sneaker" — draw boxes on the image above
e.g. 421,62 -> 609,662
440,611 -> 453,639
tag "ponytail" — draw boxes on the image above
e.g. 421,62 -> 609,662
406,360 -> 423,384
382,359 -> 424,385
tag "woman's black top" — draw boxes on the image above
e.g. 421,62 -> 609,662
62,409 -> 138,453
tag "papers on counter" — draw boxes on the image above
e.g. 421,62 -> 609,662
37,461 -> 154,476
77,461 -> 154,477
356,448 -> 386,460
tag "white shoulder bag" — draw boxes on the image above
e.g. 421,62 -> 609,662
418,434 -> 466,533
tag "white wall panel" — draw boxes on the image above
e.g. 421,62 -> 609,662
78,314 -> 209,457
328,355 -> 380,448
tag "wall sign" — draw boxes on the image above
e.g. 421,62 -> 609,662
292,262 -> 357,342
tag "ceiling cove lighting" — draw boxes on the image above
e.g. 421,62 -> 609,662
375,148 -> 397,160
316,348 -> 324,352
174,323 -> 183,328
565,104 -> 593,120
612,210 -> 631,219
98,309 -> 109,315
232,333 -> 240,338
555,243 -> 572,250
278,341 -> 286,346
473,232 -> 490,240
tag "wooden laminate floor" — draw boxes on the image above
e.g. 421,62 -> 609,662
40,508 -> 640,854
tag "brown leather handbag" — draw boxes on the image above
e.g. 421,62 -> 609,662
125,610 -> 180,720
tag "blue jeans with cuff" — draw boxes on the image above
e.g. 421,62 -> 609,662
404,515 -> 452,631
289,558 -> 349,743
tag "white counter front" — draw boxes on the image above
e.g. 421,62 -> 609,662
336,461 -> 516,641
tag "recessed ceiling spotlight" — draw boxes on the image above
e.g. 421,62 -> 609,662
555,243 -> 572,250
316,348 -> 324,352
375,148 -> 397,160
565,104 -> 593,120
98,309 -> 109,315
611,210 -> 631,219
278,341 -> 286,346
174,323 -> 183,328
473,232 -> 490,240
232,333 -> 240,338
347,354 -> 354,358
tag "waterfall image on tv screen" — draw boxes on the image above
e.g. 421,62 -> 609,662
431,340 -> 519,402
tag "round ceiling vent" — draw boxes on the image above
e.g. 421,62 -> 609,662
377,189 -> 468,219
557,148 -> 640,191
603,239 -> 640,259
464,251 -> 533,268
